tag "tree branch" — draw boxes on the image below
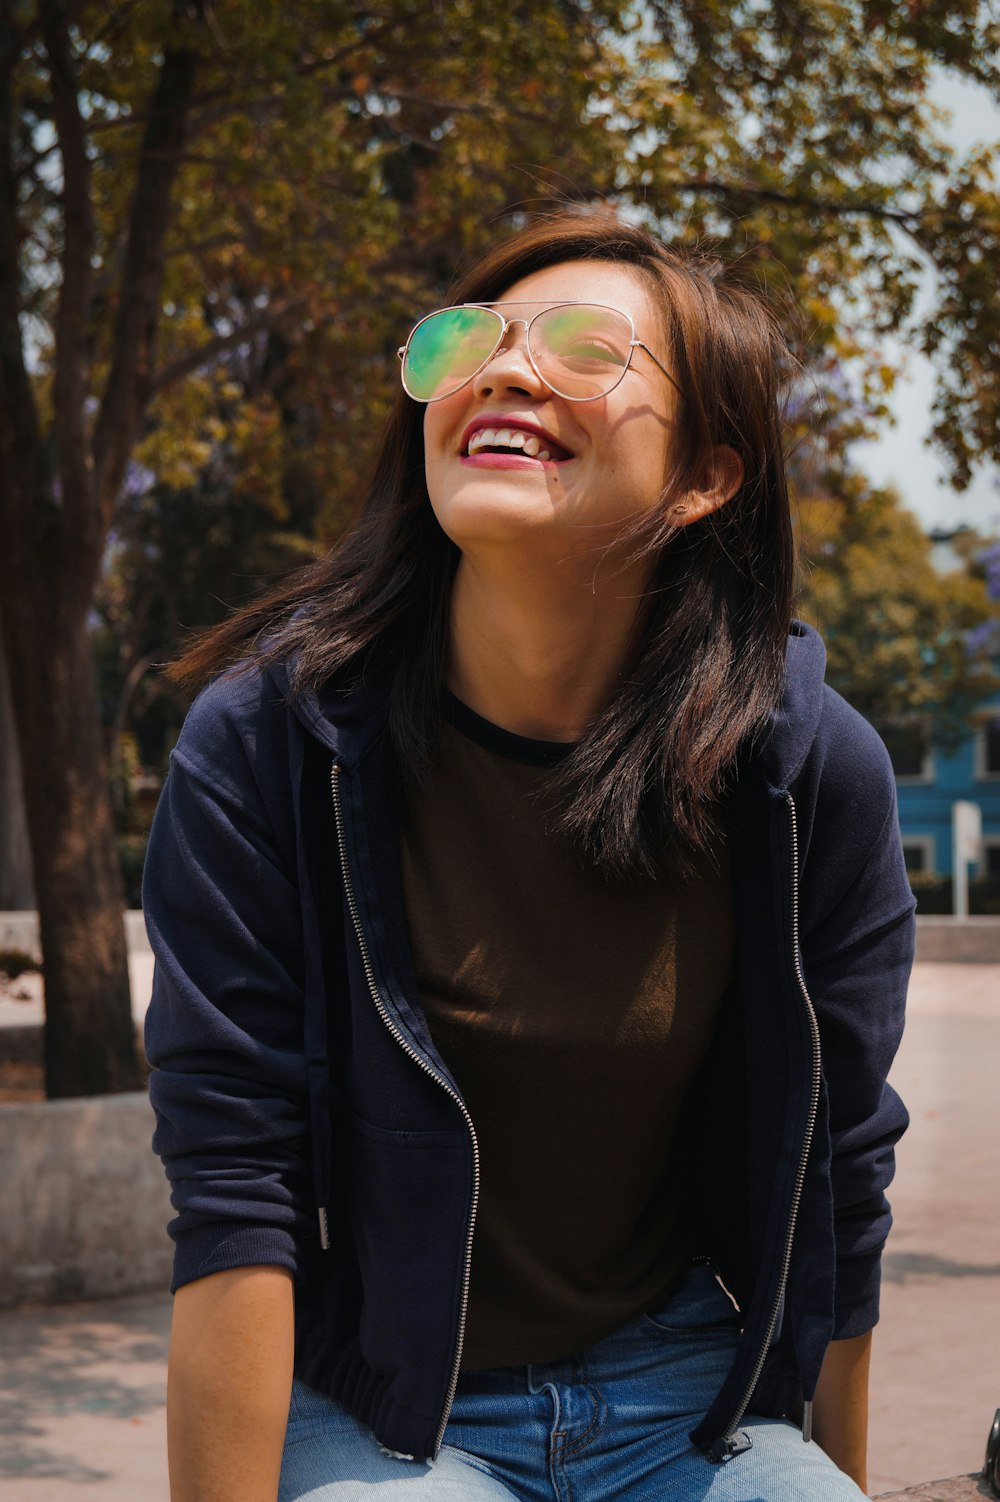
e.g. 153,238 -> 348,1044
40,0 -> 95,524
12,131 -> 62,184
164,231 -> 252,260
136,6 -> 447,138
91,40 -> 199,543
150,295 -> 310,393
670,174 -> 952,271
377,83 -> 546,123
673,174 -> 923,228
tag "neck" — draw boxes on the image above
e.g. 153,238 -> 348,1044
446,551 -> 651,742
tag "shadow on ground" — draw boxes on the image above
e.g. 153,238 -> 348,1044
882,1251 -> 1000,1283
0,1293 -> 169,1483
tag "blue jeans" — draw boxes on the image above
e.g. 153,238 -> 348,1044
279,1265 -> 866,1501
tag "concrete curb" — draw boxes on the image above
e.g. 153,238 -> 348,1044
915,917 -> 1000,963
876,1478 -> 993,1500
0,909 -> 151,959
4,909 -> 999,964
0,1091 -> 172,1308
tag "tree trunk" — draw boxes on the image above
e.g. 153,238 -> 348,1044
0,507 -> 140,1097
0,620 -> 34,910
0,26 -> 197,1097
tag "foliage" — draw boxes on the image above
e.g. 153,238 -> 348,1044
9,0 -> 1000,524
796,481 -> 1000,755
3,0 -> 1000,1092
48,0 -> 998,780
620,1 -> 1000,485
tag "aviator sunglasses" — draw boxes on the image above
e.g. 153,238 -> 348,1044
398,301 -> 681,404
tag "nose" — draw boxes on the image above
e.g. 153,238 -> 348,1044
471,318 -> 548,399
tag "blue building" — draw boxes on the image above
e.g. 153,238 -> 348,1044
893,713 -> 1000,877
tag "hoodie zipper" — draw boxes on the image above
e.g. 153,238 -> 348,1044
705,791 -> 823,1461
329,761 -> 481,1459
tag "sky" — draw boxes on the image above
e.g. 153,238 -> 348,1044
849,70 -> 999,537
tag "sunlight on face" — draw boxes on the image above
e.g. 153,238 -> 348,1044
422,259 -> 680,565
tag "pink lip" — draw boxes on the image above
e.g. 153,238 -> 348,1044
460,452 -> 560,470
459,414 -> 573,461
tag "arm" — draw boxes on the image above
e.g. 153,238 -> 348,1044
793,718 -> 914,1494
811,1329 -> 872,1493
168,1266 -> 294,1502
142,675 -> 317,1494
143,673 -> 315,1291
799,725 -> 914,1339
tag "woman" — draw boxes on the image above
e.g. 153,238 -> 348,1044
143,211 -> 914,1502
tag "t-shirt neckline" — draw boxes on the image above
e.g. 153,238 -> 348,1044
442,689 -> 577,768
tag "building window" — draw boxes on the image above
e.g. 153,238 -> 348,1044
982,839 -> 1000,878
901,837 -> 935,874
975,721 -> 1000,781
885,730 -> 934,784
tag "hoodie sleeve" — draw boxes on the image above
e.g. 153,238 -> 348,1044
799,722 -> 915,1338
142,673 -> 314,1292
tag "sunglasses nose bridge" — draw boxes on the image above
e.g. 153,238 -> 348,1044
493,315 -> 530,355
473,315 -> 542,390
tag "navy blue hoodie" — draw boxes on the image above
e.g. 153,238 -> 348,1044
143,621 -> 914,1463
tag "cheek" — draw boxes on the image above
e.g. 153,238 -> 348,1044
607,424 -> 671,508
423,394 -> 464,448
421,420 -> 446,498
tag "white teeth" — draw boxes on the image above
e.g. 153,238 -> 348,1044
466,426 -> 555,459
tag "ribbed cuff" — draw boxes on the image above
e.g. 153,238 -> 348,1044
831,1256 -> 881,1338
170,1222 -> 301,1293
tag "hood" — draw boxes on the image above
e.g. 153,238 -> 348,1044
754,620 -> 827,793
275,620 -> 829,786
272,656 -> 391,766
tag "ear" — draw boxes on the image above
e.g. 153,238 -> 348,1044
672,445 -> 744,527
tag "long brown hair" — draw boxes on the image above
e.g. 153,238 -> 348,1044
169,210 -> 796,876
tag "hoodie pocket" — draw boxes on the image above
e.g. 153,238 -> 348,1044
348,1112 -> 471,1410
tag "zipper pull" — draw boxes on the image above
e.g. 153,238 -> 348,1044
801,1400 -> 813,1443
317,1207 -> 330,1250
705,1429 -> 753,1463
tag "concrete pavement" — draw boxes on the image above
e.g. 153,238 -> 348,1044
0,1293 -> 169,1501
1,962 -> 998,1500
868,963 -> 1000,1495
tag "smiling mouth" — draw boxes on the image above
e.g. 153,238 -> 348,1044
463,425 -> 572,463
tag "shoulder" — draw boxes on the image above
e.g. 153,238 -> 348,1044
758,623 -> 898,837
795,687 -> 912,943
170,658 -> 297,808
806,683 -> 897,812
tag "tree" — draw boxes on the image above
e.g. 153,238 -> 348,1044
796,483 -> 1000,756
2,0 -> 998,1094
622,0 -> 1000,487
0,0 -> 627,1095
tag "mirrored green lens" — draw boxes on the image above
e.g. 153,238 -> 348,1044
532,305 -> 632,398
403,307 -> 503,401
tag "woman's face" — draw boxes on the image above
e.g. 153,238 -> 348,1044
422,260 -> 682,565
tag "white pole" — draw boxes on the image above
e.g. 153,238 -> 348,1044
952,801 -> 982,919
953,815 -> 969,919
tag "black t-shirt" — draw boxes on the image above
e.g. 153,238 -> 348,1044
399,696 -> 734,1368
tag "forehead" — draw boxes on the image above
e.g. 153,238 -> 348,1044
496,259 -> 655,324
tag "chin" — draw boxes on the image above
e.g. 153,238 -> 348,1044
429,484 -> 561,546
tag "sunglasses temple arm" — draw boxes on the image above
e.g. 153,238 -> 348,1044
635,341 -> 683,397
